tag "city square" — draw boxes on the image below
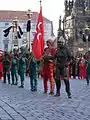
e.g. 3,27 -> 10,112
0,0 -> 90,120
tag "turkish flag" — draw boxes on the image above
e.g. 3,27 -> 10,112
32,7 -> 44,60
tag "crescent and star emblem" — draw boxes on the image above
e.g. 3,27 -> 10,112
37,22 -> 42,40
37,33 -> 42,40
38,22 -> 42,30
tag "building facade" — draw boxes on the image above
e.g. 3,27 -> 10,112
0,10 -> 53,51
63,0 -> 90,56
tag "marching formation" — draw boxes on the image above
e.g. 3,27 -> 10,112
0,37 -> 90,99
0,37 -> 72,99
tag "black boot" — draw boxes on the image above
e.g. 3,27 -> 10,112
87,82 -> 89,85
54,90 -> 60,96
8,79 -> 10,84
55,79 -> 61,97
49,92 -> 54,95
54,92 -> 60,97
7,73 -> 10,84
19,81 -> 24,88
18,85 -> 24,88
64,79 -> 71,98
67,93 -> 71,99
11,80 -> 14,85
3,80 -> 6,83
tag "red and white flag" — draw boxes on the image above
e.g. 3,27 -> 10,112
32,7 -> 44,60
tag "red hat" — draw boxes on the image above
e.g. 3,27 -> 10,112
47,39 -> 53,46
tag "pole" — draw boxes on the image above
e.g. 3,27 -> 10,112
13,18 -> 18,48
11,22 -> 14,51
11,29 -> 13,51
26,9 -> 31,52
15,19 -> 19,49
39,0 -> 42,8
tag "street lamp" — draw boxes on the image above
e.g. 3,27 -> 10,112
26,9 -> 32,52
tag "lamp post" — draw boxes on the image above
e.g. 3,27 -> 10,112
26,9 -> 32,52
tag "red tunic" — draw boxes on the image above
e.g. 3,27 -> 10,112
82,60 -> 86,79
43,47 -> 56,93
79,61 -> 83,79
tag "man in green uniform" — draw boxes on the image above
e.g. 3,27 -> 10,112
18,47 -> 26,88
85,50 -> 90,85
29,52 -> 38,91
11,49 -> 18,85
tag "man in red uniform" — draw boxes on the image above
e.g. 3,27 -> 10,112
43,39 -> 56,94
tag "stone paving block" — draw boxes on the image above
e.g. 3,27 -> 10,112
0,108 -> 11,119
0,79 -> 90,120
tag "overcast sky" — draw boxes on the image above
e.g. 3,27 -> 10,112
0,0 -> 65,36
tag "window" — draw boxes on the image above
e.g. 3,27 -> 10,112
4,44 -> 8,50
5,22 -> 9,26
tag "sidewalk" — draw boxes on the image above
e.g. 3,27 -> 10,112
0,78 -> 90,120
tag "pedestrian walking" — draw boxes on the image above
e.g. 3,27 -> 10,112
49,36 -> 72,98
28,51 -> 38,91
42,39 -> 56,94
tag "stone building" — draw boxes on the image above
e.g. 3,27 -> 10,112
62,0 -> 90,56
0,10 -> 53,51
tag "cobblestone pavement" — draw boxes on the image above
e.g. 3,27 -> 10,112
0,77 -> 90,120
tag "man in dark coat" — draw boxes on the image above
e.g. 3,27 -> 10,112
49,36 -> 72,98
2,51 -> 11,84
85,50 -> 90,85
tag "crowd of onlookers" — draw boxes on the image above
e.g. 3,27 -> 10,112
68,54 -> 87,80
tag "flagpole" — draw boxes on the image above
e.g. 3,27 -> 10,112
26,9 -> 32,52
11,26 -> 13,52
39,0 -> 42,8
13,17 -> 19,48
11,21 -> 14,52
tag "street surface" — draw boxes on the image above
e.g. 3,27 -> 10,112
0,77 -> 90,120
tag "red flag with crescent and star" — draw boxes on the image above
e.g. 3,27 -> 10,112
32,7 -> 44,60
